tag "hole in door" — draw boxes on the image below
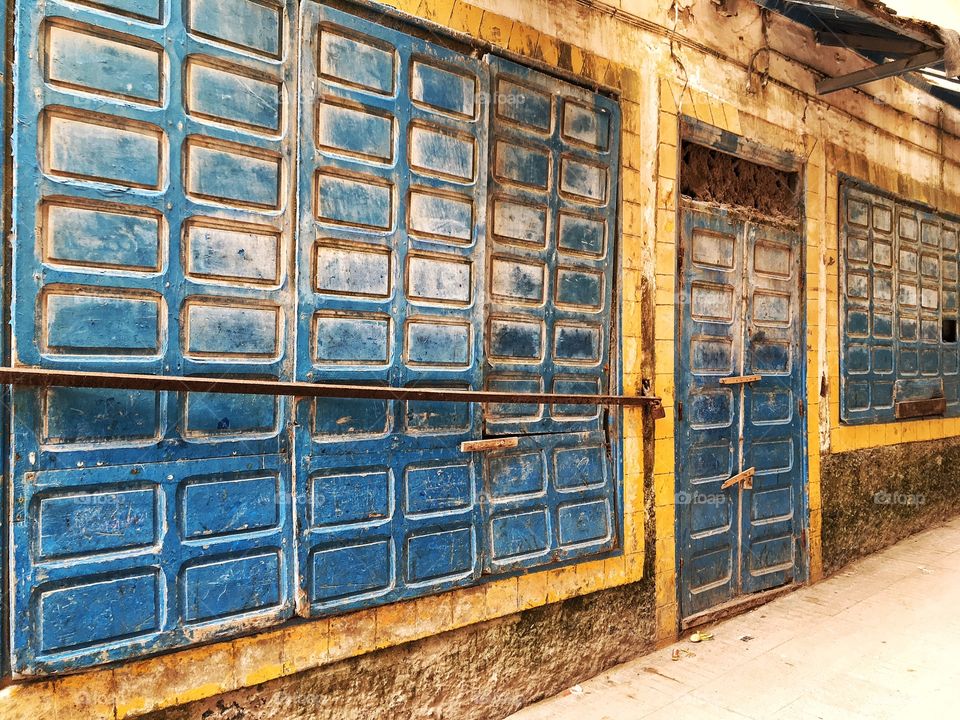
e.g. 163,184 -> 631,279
943,317 -> 957,343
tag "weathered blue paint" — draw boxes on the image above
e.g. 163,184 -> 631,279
676,206 -> 806,621
839,180 -> 960,423
9,0 -> 297,674
483,431 -> 615,573
7,0 -> 623,674
13,456 -> 293,672
480,57 -> 620,571
485,57 -> 619,437
294,2 -> 489,615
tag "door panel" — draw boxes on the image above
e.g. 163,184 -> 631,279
677,204 -> 804,621
297,445 -> 481,615
12,455 -> 294,675
9,0 -> 298,673
676,208 -> 744,617
479,58 -> 621,575
483,57 -> 619,437
293,2 -> 488,617
481,430 -> 617,574
741,223 -> 803,594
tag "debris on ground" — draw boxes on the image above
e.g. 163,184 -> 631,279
740,636 -> 753,642
671,648 -> 696,661
568,685 -> 583,695
689,631 -> 714,643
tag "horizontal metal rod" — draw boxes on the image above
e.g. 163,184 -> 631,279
0,367 -> 662,407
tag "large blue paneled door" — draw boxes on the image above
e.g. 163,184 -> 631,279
9,0 -> 298,675
481,57 -> 621,575
676,204 -> 805,622
6,0 -> 622,674
293,2 -> 489,616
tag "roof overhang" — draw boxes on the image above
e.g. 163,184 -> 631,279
755,0 -> 960,110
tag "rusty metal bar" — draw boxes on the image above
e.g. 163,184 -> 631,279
0,367 -> 663,408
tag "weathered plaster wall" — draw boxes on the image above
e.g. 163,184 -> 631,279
5,0 -> 960,717
142,575 -> 657,720
821,437 -> 960,576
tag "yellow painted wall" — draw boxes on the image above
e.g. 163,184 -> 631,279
4,0 -> 960,717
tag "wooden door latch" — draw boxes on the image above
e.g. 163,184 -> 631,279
460,437 -> 520,452
721,466 -> 755,490
720,375 -> 762,385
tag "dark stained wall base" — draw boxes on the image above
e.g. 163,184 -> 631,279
821,436 -> 960,577
143,576 -> 657,720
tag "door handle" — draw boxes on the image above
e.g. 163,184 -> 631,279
460,437 -> 520,452
721,466 -> 755,490
720,375 -> 761,385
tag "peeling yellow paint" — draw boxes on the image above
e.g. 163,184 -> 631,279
116,697 -> 148,719
242,663 -> 284,688
175,682 -> 228,707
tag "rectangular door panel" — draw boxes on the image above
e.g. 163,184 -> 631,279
676,207 -> 744,618
481,431 -> 617,574
293,2 -> 488,617
11,455 -> 294,674
483,57 -> 619,437
9,0 -> 298,674
741,221 -> 804,594
296,1 -> 487,454
296,443 -> 481,616
8,0 -> 627,671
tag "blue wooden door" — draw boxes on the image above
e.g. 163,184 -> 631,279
740,221 -> 805,596
293,2 -> 488,616
676,205 -> 804,622
6,0 -> 624,673
480,58 -> 621,574
8,0 -> 298,674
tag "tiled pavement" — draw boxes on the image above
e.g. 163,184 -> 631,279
507,517 -> 960,719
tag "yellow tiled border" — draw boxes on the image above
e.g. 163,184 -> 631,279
0,3 -> 649,718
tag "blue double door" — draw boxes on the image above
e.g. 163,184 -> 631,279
7,0 -> 621,673
676,204 -> 806,623
294,5 -> 622,617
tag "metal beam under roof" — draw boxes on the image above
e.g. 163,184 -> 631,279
755,0 -> 960,110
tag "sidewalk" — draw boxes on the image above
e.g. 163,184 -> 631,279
507,516 -> 960,719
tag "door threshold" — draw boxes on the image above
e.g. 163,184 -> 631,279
681,583 -> 800,631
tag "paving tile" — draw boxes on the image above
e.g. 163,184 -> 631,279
509,682 -> 674,720
688,654 -> 812,717
642,693 -> 753,720
505,520 -> 960,720
772,693 -> 893,720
